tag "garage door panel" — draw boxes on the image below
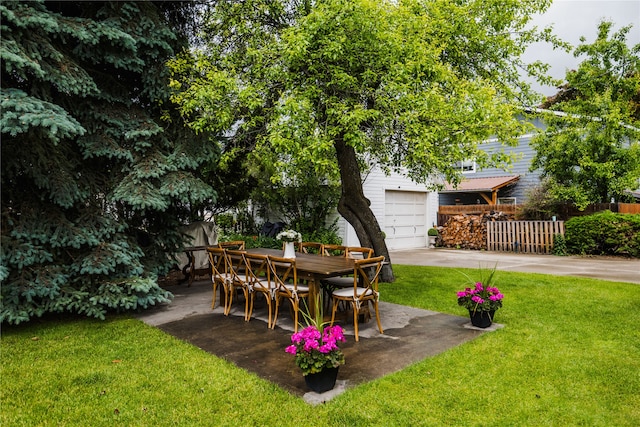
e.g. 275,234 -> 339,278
384,190 -> 428,250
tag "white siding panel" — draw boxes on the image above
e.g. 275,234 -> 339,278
338,167 -> 439,250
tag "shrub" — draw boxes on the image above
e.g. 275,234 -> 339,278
552,234 -> 567,256
220,226 -> 342,250
565,211 -> 640,257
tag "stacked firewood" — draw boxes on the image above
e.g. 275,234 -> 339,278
438,212 -> 510,250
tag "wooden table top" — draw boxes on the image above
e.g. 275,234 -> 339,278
245,248 -> 354,278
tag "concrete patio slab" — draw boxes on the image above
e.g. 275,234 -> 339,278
136,280 -> 499,401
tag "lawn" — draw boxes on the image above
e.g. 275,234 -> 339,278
2,265 -> 639,426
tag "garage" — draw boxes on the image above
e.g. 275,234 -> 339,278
384,190 -> 428,250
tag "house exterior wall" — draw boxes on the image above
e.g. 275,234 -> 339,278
335,166 -> 439,249
439,117 -> 546,206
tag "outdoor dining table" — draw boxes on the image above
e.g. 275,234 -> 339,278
245,247 -> 355,316
182,245 -> 210,286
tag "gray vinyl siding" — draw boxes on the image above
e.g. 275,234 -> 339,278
439,118 -> 546,205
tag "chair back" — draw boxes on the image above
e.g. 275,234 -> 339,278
242,252 -> 271,291
206,247 -> 228,280
225,249 -> 247,283
298,241 -> 324,255
267,255 -> 298,297
218,240 -> 246,250
346,246 -> 374,260
353,255 -> 385,298
322,244 -> 347,257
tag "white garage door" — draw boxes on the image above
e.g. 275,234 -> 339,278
384,191 -> 427,250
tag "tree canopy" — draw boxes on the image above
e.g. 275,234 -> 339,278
532,21 -> 640,209
170,0 -> 558,280
1,0 -> 216,323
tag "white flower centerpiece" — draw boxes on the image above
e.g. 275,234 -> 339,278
276,229 -> 302,258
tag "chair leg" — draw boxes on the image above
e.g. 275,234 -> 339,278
373,300 -> 384,334
243,289 -> 250,321
330,297 -> 339,326
224,286 -> 234,316
265,296 -> 273,328
352,301 -> 360,342
222,284 -> 230,315
247,292 -> 255,322
214,282 -> 218,309
272,296 -> 281,329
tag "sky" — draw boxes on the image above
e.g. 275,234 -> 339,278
522,0 -> 640,96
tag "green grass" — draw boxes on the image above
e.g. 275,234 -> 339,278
2,265 -> 639,426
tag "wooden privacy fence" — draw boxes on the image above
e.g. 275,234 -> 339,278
487,221 -> 565,254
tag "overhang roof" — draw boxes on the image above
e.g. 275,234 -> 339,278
441,175 -> 520,193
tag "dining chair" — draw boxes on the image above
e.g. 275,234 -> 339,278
206,247 -> 232,310
298,241 -> 324,255
269,255 -> 309,333
322,244 -> 347,257
218,240 -> 246,250
321,246 -> 374,292
242,252 -> 274,327
224,249 -> 250,320
330,255 -> 385,341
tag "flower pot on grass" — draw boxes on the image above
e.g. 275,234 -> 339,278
285,295 -> 346,393
456,264 -> 503,328
304,367 -> 340,393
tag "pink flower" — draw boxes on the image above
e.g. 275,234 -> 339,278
471,295 -> 484,304
285,345 -> 297,355
291,332 -> 303,344
457,291 -> 468,298
303,339 -> 319,352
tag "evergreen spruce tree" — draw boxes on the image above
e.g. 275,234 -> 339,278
1,1 -> 216,323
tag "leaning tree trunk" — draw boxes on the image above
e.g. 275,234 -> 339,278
334,136 -> 395,282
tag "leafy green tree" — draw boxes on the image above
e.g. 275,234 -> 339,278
532,21 -> 640,210
169,0 -> 558,280
1,1 -> 216,324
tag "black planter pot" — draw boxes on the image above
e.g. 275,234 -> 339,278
304,367 -> 339,393
469,310 -> 495,328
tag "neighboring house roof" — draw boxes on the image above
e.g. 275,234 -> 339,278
626,189 -> 640,201
441,175 -> 520,204
442,175 -> 520,192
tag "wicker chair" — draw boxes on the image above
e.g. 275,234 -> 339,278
206,247 -> 231,310
224,249 -> 250,319
297,241 -> 323,255
242,252 -> 274,327
218,240 -> 246,250
330,255 -> 385,341
269,255 -> 309,333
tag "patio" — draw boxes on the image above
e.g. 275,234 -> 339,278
137,278 -> 501,404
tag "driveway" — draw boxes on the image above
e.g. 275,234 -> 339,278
389,248 -> 639,284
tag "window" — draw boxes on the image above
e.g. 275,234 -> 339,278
454,159 -> 476,174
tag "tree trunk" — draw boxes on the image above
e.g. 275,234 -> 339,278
334,136 -> 395,282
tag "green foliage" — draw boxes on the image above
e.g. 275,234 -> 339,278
428,227 -> 439,236
517,179 -> 563,220
552,233 -> 568,256
1,1 -> 215,324
169,0 -> 558,258
249,162 -> 341,236
531,21 -> 640,209
220,227 -> 342,250
565,211 -> 640,256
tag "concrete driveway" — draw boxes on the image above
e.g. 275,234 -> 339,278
389,248 -> 639,284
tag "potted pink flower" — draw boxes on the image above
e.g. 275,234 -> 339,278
456,265 -> 504,328
285,296 -> 346,392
